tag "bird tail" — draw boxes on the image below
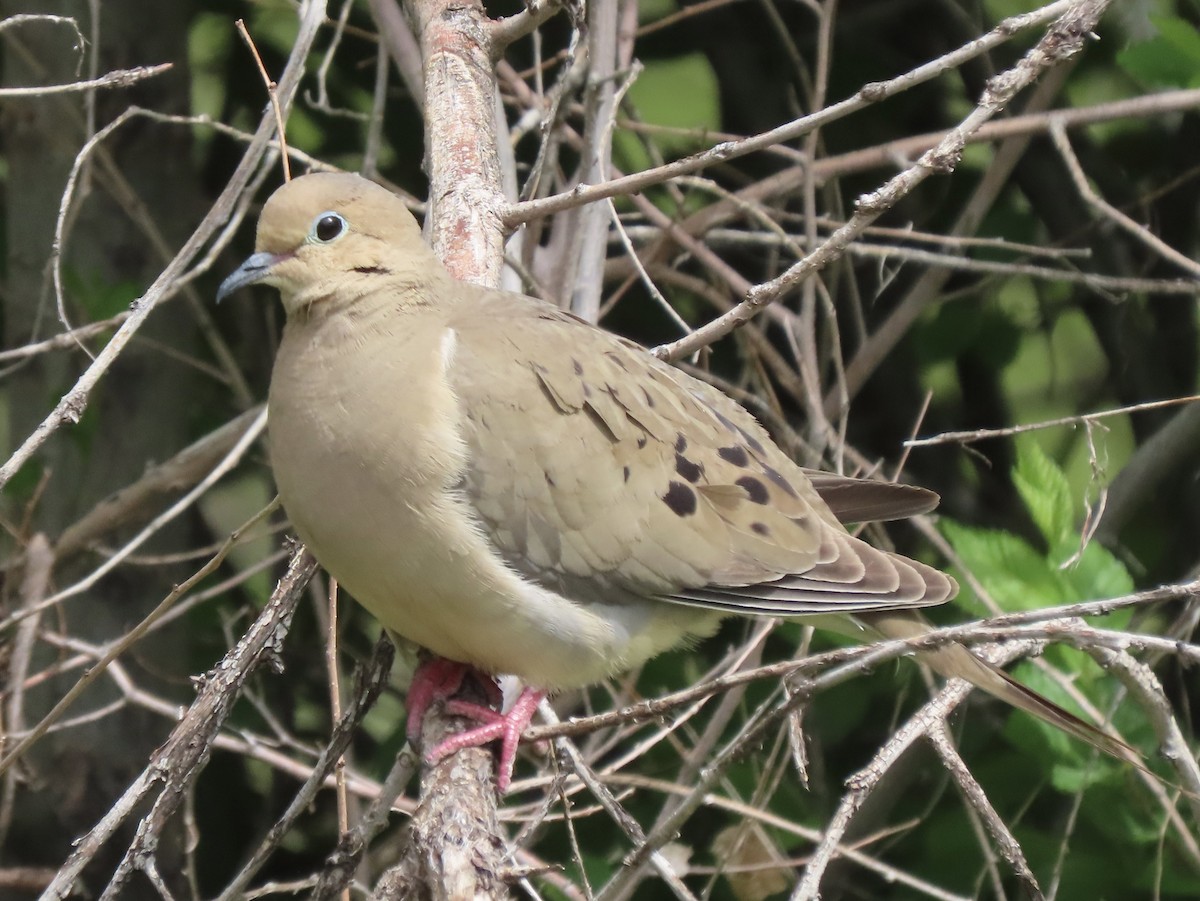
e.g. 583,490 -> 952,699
857,611 -> 1139,765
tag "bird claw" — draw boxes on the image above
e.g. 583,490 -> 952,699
425,687 -> 546,793
405,657 -> 468,745
405,657 -> 542,792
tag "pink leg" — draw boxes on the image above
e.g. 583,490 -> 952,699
405,657 -> 470,745
426,686 -> 546,793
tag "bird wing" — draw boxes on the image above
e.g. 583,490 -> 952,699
446,293 -> 955,617
801,471 -> 940,523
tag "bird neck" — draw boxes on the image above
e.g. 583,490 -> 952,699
281,266 -> 455,324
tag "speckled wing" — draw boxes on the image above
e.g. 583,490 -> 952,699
447,293 -> 956,617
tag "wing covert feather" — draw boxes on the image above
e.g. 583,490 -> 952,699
447,294 -> 954,615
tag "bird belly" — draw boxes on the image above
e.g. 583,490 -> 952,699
280,464 -> 716,688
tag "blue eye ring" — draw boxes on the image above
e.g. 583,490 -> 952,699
310,211 -> 347,243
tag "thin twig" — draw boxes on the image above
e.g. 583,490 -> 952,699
0,62 -> 171,97
907,395 -> 1200,447
38,546 -> 317,899
236,19 -> 292,182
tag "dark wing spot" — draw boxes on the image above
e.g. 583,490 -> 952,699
736,426 -> 766,456
736,475 -> 769,505
750,522 -> 770,535
582,401 -> 619,443
674,453 -> 704,483
641,386 -> 656,408
572,358 -> 584,376
712,408 -> 738,433
761,464 -> 799,498
674,433 -> 688,453
545,473 -> 556,487
718,445 -> 750,467
636,435 -> 648,449
622,466 -> 631,483
662,481 -> 698,517
605,351 -> 629,371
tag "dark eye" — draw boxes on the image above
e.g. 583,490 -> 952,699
311,212 -> 346,243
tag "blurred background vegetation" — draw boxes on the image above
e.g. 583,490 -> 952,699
2,0 -> 1199,898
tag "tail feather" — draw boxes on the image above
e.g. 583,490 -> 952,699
860,611 -> 1140,765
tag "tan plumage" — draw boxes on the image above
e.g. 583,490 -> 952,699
219,172 -> 1131,771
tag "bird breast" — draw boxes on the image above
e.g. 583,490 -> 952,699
265,309 -> 701,687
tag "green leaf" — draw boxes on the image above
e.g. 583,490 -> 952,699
940,443 -> 1142,789
1117,16 -> 1200,89
615,53 -> 720,173
64,268 -> 141,321
1061,540 -> 1135,605
1012,439 -> 1073,551
940,519 -> 1068,611
1003,663 -> 1122,792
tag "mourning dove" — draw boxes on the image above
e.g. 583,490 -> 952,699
219,172 -> 1129,791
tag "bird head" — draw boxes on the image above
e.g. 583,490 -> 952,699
217,172 -> 441,317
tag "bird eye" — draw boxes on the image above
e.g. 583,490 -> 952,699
310,212 -> 347,243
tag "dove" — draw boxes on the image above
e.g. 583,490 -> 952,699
218,172 -> 1130,791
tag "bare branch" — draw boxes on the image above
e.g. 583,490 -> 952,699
0,62 -> 171,97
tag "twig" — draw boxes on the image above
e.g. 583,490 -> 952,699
325,579 -> 352,901
927,724 -> 1044,900
0,535 -> 53,849
0,62 -> 171,97
236,19 -> 292,182
540,703 -> 697,901
0,487 -> 277,778
38,546 -> 317,900
655,0 -> 1110,362
489,0 -> 565,52
506,0 -> 1080,225
51,406 -> 267,563
0,0 -> 326,492
213,637 -> 394,901
906,395 -> 1200,447
0,409 -> 268,633
1049,118 -> 1200,279
310,740 -> 420,900
617,224 -> 1200,296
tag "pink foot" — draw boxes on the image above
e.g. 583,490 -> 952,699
406,658 -> 466,745
405,657 -> 503,745
425,687 -> 546,793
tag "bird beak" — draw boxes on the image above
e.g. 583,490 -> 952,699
217,251 -> 282,302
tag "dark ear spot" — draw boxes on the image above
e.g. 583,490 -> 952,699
662,481 -> 698,517
736,475 -> 769,505
675,453 -> 703,483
